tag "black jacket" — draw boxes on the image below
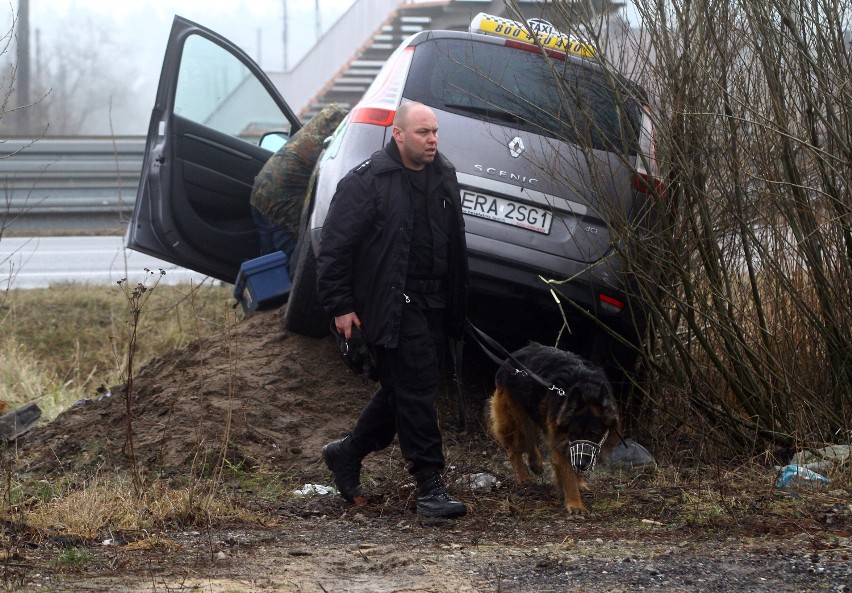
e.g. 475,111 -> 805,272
317,140 -> 468,348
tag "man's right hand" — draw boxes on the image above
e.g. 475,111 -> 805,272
334,312 -> 362,340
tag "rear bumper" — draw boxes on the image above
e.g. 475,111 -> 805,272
466,248 -> 645,335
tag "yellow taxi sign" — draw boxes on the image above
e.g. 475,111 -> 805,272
469,12 -> 596,59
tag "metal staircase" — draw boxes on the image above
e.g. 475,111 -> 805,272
299,2 -> 455,120
294,0 -> 626,121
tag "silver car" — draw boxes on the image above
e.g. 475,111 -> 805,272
284,14 -> 660,365
127,13 -> 659,372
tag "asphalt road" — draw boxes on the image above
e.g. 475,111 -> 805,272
0,236 -> 211,290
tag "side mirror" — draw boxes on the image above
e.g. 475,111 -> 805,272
259,131 -> 289,152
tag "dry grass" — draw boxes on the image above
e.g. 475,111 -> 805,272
8,435 -> 849,543
15,472 -> 266,538
0,281 -> 235,419
0,278 -> 272,539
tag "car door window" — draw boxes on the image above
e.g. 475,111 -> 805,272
175,34 -> 292,142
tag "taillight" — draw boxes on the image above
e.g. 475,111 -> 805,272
598,293 -> 625,314
632,171 -> 667,196
350,107 -> 395,127
634,104 -> 667,198
351,46 -> 415,127
505,39 -> 566,61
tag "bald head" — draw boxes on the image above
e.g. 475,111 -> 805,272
394,101 -> 430,128
392,102 -> 439,170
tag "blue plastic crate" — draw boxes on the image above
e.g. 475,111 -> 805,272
233,251 -> 290,313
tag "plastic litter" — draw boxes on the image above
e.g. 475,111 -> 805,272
603,437 -> 656,469
292,483 -> 337,496
790,445 -> 852,467
459,472 -> 501,492
775,464 -> 829,489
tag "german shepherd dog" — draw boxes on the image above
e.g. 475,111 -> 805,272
488,342 -> 621,514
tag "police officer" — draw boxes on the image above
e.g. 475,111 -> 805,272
317,101 -> 469,518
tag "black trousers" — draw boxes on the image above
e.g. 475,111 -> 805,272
350,304 -> 445,477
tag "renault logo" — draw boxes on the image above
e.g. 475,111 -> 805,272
508,136 -> 525,158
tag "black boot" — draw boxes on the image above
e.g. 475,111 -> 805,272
322,436 -> 364,503
416,473 -> 467,518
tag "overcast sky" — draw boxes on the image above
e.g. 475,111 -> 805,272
14,0 -> 355,73
3,1 -> 356,133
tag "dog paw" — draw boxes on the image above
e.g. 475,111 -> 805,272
565,503 -> 589,515
514,474 -> 533,485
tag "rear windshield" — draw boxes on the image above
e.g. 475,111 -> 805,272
405,37 -> 640,155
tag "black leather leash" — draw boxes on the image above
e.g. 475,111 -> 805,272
465,320 -> 629,448
464,321 -> 566,397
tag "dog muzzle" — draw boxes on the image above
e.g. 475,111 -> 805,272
569,430 -> 609,474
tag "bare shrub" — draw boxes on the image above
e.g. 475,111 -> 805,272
505,0 -> 851,454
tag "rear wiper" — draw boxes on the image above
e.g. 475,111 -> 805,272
444,103 -> 522,124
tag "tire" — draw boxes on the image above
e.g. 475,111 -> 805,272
283,232 -> 329,337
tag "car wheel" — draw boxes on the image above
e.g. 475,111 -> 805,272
283,232 -> 328,337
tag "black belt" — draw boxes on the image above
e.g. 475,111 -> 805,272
405,277 -> 445,294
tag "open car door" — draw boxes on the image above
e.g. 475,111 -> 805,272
126,16 -> 301,282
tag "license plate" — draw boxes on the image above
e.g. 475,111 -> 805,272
461,190 -> 553,234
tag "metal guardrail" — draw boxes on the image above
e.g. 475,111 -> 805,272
0,137 -> 144,234
0,3 -> 430,235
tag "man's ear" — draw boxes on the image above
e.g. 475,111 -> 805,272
391,125 -> 403,143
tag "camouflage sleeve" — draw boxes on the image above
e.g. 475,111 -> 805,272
250,104 -> 348,237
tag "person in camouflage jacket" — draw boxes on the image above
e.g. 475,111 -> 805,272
250,103 -> 348,261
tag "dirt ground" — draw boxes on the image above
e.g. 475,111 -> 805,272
9,306 -> 852,592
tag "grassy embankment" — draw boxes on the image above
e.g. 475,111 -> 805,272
0,277 -> 280,541
0,277 -> 235,420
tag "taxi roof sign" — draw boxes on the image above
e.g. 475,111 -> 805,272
469,12 -> 596,58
